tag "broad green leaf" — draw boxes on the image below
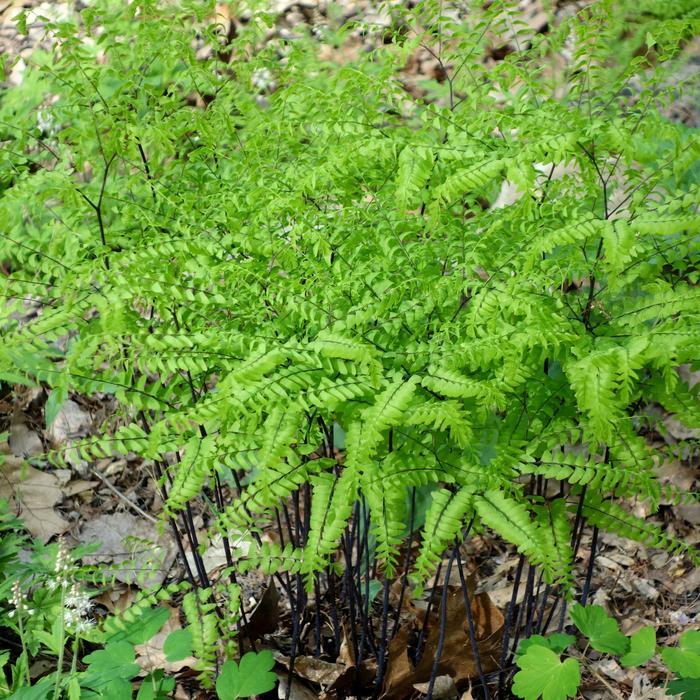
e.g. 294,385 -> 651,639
215,651 -> 277,699
570,604 -> 628,655
164,628 -> 193,662
620,627 -> 656,668
680,630 -> 700,656
83,641 -> 140,680
512,646 -> 581,700
80,678 -> 134,700
662,648 -> 700,679
668,677 -> 700,699
662,630 -> 700,679
7,678 -> 53,700
518,634 -> 576,657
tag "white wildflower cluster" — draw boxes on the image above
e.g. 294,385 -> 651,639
47,538 -> 95,634
64,583 -> 94,634
47,537 -> 72,592
8,580 -> 34,619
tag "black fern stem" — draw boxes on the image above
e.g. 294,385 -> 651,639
455,543 -> 491,700
273,507 -> 295,593
527,571 -> 544,638
414,559 -> 443,665
285,577 -> 306,700
509,564 -> 536,664
373,577 -> 391,694
541,486 -> 592,635
571,486 -> 589,556
425,548 -> 457,700
327,568 -> 341,656
580,526 -> 599,605
138,412 -> 197,587
342,531 -> 360,679
149,459 -> 196,587
556,595 -> 569,634
282,502 -> 296,547
497,553 -> 525,696
184,502 -> 212,589
534,583 -> 552,634
356,500 -> 379,672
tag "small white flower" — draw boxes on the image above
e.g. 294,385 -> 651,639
75,618 -> 95,634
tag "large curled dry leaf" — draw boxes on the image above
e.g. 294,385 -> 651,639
383,589 -> 504,698
0,450 -> 69,541
77,511 -> 175,587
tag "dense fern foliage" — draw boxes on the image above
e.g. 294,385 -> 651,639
1,0 -> 698,635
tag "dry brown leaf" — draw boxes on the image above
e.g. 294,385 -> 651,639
62,480 -> 98,497
46,399 -> 91,445
9,418 -> 43,457
383,589 -> 503,698
285,656 -> 346,687
77,512 -> 175,587
413,675 -> 458,698
244,580 -> 280,639
0,453 -> 69,541
277,676 -> 318,700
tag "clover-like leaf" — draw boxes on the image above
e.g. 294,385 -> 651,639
82,641 -> 140,680
679,630 -> 700,656
570,604 -> 628,655
667,677 -> 700,699
518,634 -> 576,657
512,646 -> 581,700
620,626 -> 656,668
215,650 -> 277,700
662,633 -> 700,680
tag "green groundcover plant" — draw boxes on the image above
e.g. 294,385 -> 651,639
513,604 -> 700,700
0,0 -> 699,693
0,510 -> 276,700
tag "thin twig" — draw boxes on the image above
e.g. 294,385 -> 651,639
90,467 -> 158,523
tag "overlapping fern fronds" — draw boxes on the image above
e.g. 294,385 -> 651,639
0,0 -> 698,611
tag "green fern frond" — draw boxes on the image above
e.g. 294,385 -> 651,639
395,145 -> 434,212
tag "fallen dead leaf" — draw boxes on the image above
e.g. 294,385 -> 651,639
629,673 -> 675,699
47,399 -> 91,445
77,511 -> 175,587
63,480 -> 98,497
595,658 -> 627,683
0,451 -> 70,541
413,675 -> 458,698
277,676 -> 318,700
9,418 -> 43,457
244,580 -> 280,639
279,655 -> 346,688
383,589 -> 503,698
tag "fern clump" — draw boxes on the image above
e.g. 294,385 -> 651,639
0,0 -> 698,628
